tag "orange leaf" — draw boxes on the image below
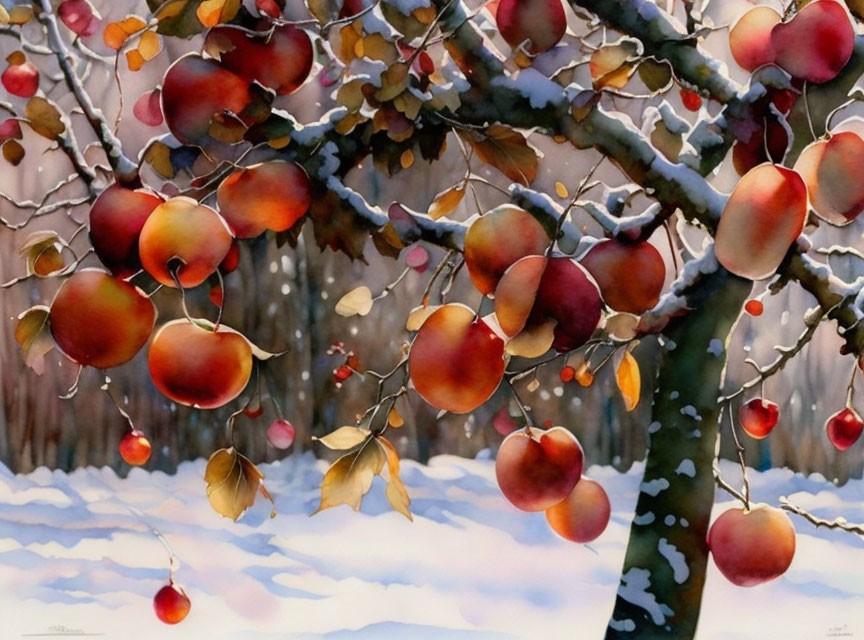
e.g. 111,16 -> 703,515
379,437 -> 412,520
104,16 -> 147,50
615,350 -> 641,412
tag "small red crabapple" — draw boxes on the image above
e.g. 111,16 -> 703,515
333,364 -> 352,383
119,430 -> 152,466
560,366 -> 576,383
267,419 -> 296,449
680,88 -> 702,111
153,582 -> 191,624
744,299 -> 763,316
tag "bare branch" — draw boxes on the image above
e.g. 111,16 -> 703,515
780,498 -> 864,538
35,0 -> 138,185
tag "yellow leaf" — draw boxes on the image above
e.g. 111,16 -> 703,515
142,140 -> 174,178
428,185 -> 465,220
335,286 -> 374,317
353,37 -> 364,59
24,97 -> 65,140
314,439 -> 386,513
554,182 -> 568,198
313,426 -> 370,450
379,437 -> 412,520
406,304 -> 440,331
15,305 -> 54,375
196,0 -> 241,27
104,16 -> 147,50
387,408 -> 404,428
138,30 -> 162,61
155,0 -> 188,20
616,350 -> 641,412
505,319 -> 556,358
400,149 -> 414,169
0,6 -> 9,25
204,447 -> 270,521
605,313 -> 639,341
526,378 -> 540,392
8,6 -> 34,24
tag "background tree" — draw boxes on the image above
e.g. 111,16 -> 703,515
3,0 -> 864,637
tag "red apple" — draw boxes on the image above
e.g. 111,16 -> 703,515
496,426 -> 584,511
119,430 -> 152,466
496,0 -> 566,55
739,398 -> 779,439
771,0 -> 854,84
579,239 -> 665,314
89,183 -> 164,278
708,504 -> 796,587
148,319 -> 253,409
545,477 -> 611,543
49,269 -> 157,369
729,6 -> 780,72
714,164 -> 807,280
409,304 -> 505,413
267,418 -> 296,449
794,130 -> 864,225
153,583 -> 191,624
825,407 -> 864,451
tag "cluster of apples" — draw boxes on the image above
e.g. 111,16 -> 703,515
716,117 -> 864,281
160,21 -> 312,146
408,205 -> 666,415
730,0 -> 854,84
496,426 -> 611,543
43,157 -> 311,467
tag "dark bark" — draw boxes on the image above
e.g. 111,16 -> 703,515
606,270 -> 750,639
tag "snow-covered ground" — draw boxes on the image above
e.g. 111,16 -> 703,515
0,453 -> 862,639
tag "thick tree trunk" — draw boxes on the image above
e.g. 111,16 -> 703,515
606,269 -> 750,639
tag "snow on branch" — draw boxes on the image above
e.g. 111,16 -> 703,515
35,0 -> 138,185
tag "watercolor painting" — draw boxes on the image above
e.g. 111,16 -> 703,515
1,0 -> 863,638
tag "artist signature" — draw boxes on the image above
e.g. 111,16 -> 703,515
827,624 -> 855,638
21,624 -> 104,637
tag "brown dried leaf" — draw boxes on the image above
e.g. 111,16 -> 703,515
204,447 -> 268,521
24,97 -> 65,140
2,139 -> 24,166
461,125 -> 538,186
428,184 -> 465,220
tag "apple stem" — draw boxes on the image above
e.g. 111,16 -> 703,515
846,363 -> 857,408
723,405 -> 750,511
100,374 -> 135,432
168,261 -> 196,327
126,506 -> 179,583
507,379 -> 534,431
802,81 -> 817,142
214,267 -> 225,331
58,364 -> 84,400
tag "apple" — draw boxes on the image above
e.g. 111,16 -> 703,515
545,477 -> 611,543
119,430 -> 152,466
579,239 -> 665,314
714,163 -> 807,280
138,196 -> 234,288
708,504 -> 796,587
267,419 -> 296,449
89,183 -> 164,278
729,6 -> 780,72
794,130 -> 864,226
148,319 -> 253,409
49,269 -> 156,369
464,205 -> 549,296
408,304 -> 505,414
825,407 -> 864,451
771,0 -> 854,84
739,398 -> 779,439
496,426 -> 584,511
496,0 -> 566,55
153,582 -> 191,624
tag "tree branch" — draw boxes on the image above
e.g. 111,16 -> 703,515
35,0 -> 138,185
